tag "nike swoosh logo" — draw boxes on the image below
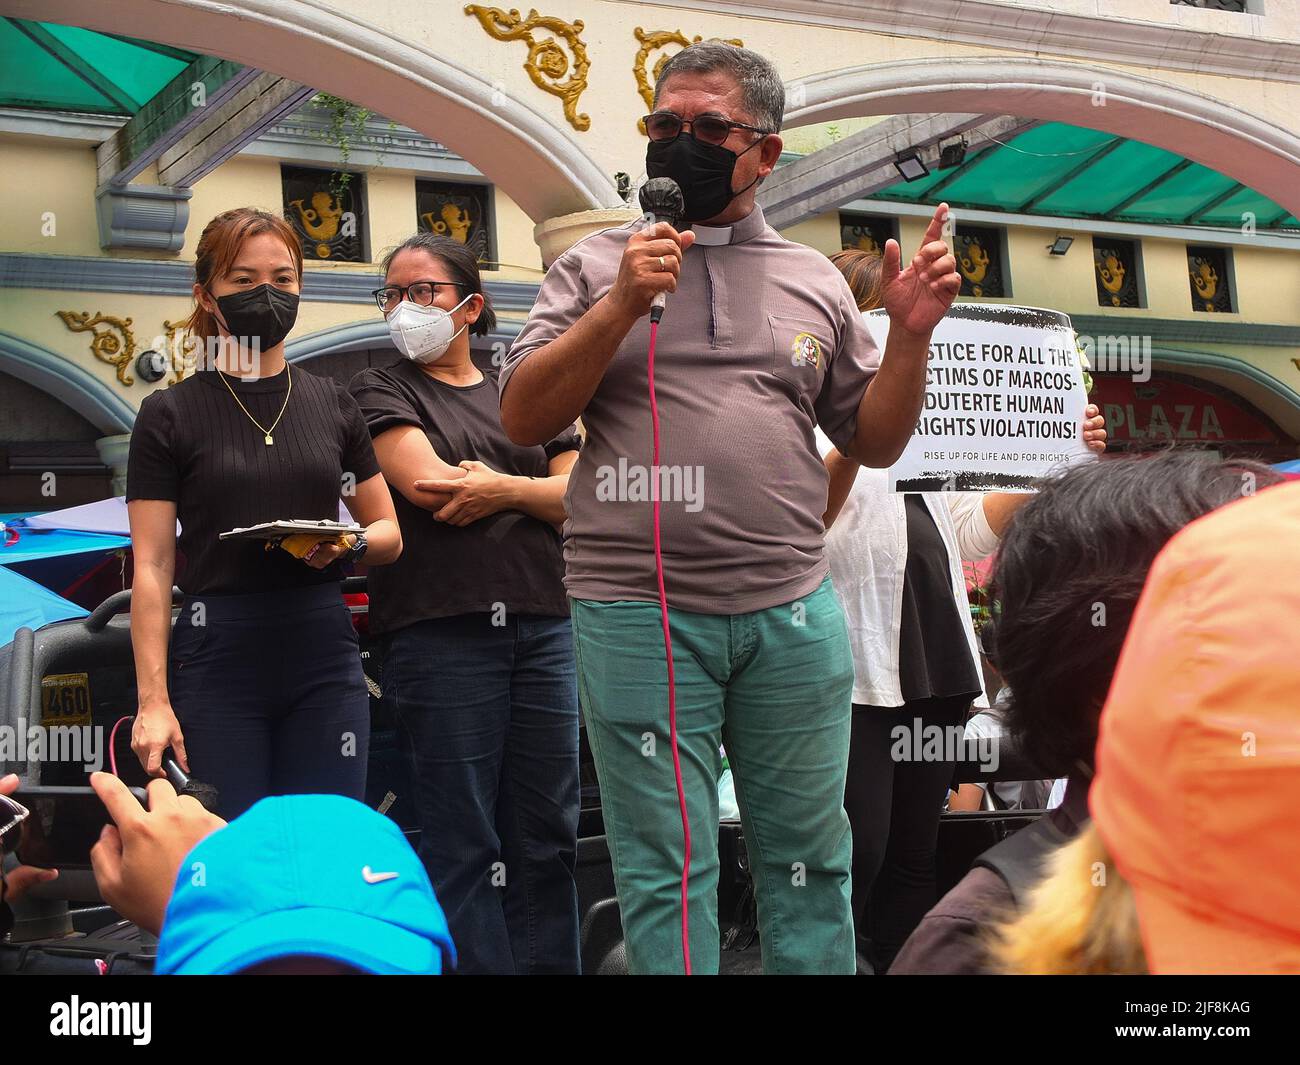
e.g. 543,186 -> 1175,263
362,866 -> 399,884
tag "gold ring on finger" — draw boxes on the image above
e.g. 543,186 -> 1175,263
658,256 -> 666,270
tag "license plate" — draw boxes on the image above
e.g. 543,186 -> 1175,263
41,672 -> 93,727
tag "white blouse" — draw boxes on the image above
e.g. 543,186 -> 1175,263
816,428 -> 1001,708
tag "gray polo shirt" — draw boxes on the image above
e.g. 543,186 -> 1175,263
499,203 -> 882,614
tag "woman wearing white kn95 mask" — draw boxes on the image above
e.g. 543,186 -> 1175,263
348,234 -> 583,974
386,286 -> 475,363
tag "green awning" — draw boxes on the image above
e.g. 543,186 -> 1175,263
864,122 -> 1298,232
0,18 -> 197,115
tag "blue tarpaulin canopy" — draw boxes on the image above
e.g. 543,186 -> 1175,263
0,511 -> 128,643
0,565 -> 88,646
0,516 -> 130,564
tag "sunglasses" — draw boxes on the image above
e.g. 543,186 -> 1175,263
642,112 -> 771,147
0,793 -> 28,855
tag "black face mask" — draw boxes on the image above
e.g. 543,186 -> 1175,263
645,134 -> 767,223
211,284 -> 300,352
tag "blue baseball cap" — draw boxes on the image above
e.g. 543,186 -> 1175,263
155,794 -> 455,975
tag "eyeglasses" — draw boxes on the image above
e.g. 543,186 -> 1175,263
372,280 -> 465,313
642,111 -> 771,147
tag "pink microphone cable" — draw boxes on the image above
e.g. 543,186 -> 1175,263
108,715 -> 134,777
647,318 -> 692,975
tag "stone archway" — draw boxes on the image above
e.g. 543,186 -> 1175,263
6,0 -> 622,222
1148,348 -> 1300,446
0,331 -> 136,434
784,56 -> 1300,218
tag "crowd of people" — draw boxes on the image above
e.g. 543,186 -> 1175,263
2,41 -> 1297,976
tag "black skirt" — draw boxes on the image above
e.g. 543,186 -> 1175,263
895,495 -> 983,703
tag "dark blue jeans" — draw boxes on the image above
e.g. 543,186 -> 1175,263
168,583 -> 370,821
382,612 -> 580,974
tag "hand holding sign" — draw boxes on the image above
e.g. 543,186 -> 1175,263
1083,403 -> 1107,453
981,403 -> 1108,535
881,202 -> 962,339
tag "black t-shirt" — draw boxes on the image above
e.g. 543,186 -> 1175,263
896,494 -> 983,703
125,365 -> 380,596
348,361 -> 580,635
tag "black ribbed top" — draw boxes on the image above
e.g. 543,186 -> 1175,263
126,365 -> 380,595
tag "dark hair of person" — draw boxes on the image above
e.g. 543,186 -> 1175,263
653,41 -> 785,134
830,249 -> 885,312
990,448 -> 1284,777
381,234 -> 496,337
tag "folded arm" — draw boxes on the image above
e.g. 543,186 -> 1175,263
371,425 -> 467,512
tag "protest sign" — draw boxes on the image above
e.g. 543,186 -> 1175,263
861,304 -> 1093,492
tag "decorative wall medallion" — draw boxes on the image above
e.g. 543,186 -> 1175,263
56,311 -> 136,386
465,6 -> 591,131
417,180 -> 495,265
633,28 -> 743,134
1187,245 -> 1233,313
163,319 -> 192,384
282,165 -> 366,262
955,225 -> 1007,298
1093,238 -> 1141,308
840,213 -> 897,257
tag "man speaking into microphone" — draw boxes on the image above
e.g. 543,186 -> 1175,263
499,41 -> 960,974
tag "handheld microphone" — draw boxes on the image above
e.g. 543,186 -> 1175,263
638,178 -> 685,325
164,754 -> 221,813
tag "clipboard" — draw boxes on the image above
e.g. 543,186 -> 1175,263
219,519 -> 363,542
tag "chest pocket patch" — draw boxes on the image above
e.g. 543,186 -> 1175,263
768,315 -> 831,398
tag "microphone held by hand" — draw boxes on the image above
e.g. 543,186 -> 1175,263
164,754 -> 220,813
639,178 -> 685,324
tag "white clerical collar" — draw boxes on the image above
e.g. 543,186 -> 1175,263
689,223 -> 733,246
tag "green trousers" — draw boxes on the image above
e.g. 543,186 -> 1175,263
571,577 -> 856,974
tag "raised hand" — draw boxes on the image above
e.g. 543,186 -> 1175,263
881,202 -> 962,338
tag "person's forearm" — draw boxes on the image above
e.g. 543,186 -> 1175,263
373,425 -> 468,514
848,326 -> 931,467
822,449 -> 861,529
131,564 -> 174,710
981,492 -> 1031,538
500,474 -> 570,525
360,518 -> 402,564
500,295 -> 639,446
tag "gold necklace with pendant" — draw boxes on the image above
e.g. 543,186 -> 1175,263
216,362 -> 292,445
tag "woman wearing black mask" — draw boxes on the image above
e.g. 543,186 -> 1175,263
125,207 -> 401,819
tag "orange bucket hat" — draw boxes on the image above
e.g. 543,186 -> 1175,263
1091,480 -> 1300,974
